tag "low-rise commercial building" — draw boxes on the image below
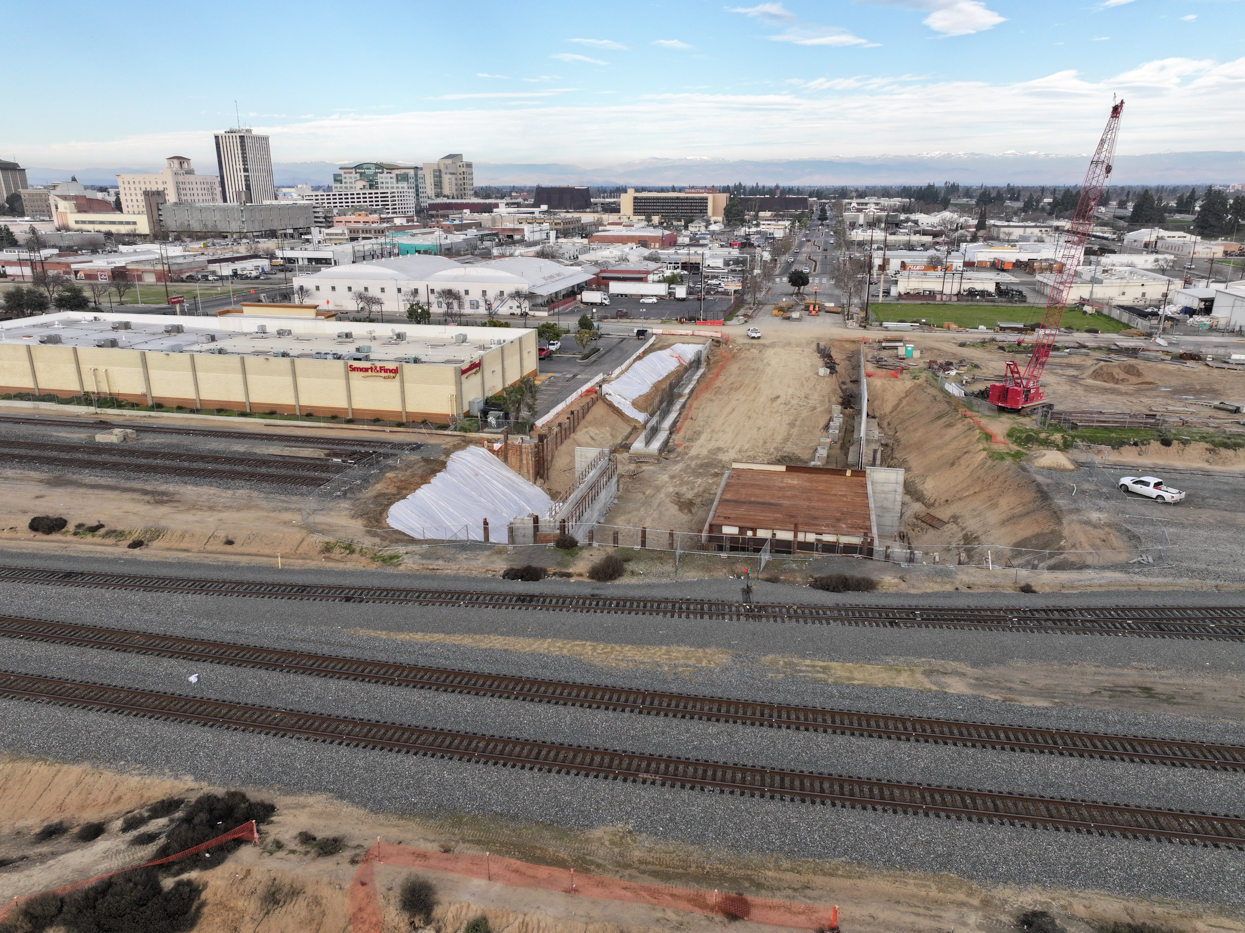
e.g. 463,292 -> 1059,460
1036,266 -> 1174,307
158,201 -> 315,236
0,309 -> 537,423
589,227 -> 677,249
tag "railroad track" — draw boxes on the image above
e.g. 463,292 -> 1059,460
0,452 -> 328,488
2,669 -> 1242,848
0,414 -> 409,450
0,439 -> 351,475
1,566 -> 1244,640
3,614 -> 1242,770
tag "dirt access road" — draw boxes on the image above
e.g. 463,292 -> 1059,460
606,328 -> 842,534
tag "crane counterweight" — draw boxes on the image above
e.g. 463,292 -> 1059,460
987,100 -> 1125,410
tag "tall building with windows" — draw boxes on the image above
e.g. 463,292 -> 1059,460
421,154 -> 474,200
0,160 -> 29,203
214,128 -> 275,205
117,157 -> 221,214
303,162 -> 422,215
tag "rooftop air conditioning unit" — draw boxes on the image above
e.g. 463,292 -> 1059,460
453,333 -> 468,344
337,331 -> 353,339
205,346 -> 226,354
276,328 -> 292,337
163,324 -> 184,334
256,324 -> 267,333
39,334 -> 62,345
355,345 -> 372,353
111,321 -> 131,331
95,338 -> 118,348
392,331 -> 406,341
272,350 -> 290,358
403,355 -> 421,364
196,334 -> 216,343
313,351 -> 330,359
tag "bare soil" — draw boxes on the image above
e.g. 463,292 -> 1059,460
605,333 -> 841,533
867,376 -> 1130,558
2,754 -> 1241,933
543,403 -> 635,499
350,438 -> 468,539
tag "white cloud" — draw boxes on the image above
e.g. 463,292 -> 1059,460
1181,14 -> 1197,20
1092,36 -> 1110,41
19,57 -> 1245,168
431,89 -> 577,100
771,26 -> 874,45
728,3 -> 796,21
522,75 -> 558,82
551,53 -> 608,65
477,73 -> 509,79
569,38 -> 626,50
1101,0 -> 1137,7
654,39 -> 693,49
861,0 -> 1005,36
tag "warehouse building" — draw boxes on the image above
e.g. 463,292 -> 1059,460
0,308 -> 537,422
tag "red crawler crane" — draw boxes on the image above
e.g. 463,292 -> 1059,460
988,100 -> 1124,410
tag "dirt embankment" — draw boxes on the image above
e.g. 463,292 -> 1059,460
2,755 -> 1240,933
868,377 -> 1129,558
542,402 -> 636,499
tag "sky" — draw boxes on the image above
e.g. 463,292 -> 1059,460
5,0 -> 1244,173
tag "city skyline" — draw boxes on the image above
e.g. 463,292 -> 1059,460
5,0 -> 1243,176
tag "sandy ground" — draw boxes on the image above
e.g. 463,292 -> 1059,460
3,753 -> 1241,933
605,333 -> 842,533
543,403 -> 636,499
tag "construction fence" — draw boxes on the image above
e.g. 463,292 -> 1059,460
348,840 -> 839,933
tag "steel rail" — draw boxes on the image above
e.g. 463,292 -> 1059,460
1,670 -> 1242,847
0,566 -> 1243,640
0,454 -> 328,487
2,614 -> 1241,770
0,414 -> 406,450
0,439 -> 349,474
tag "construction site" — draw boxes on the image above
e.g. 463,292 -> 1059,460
6,105 -> 1245,933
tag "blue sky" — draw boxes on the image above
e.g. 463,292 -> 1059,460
6,0 -> 1243,169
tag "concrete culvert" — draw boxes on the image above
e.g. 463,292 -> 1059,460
28,516 -> 68,535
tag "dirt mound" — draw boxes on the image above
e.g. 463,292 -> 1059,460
543,402 -> 635,497
1024,450 -> 1078,471
1085,362 -> 1155,386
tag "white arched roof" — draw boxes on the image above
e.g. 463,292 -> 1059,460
304,256 -> 460,281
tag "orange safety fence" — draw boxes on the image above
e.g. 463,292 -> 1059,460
960,407 -> 1010,444
349,839 -> 839,933
0,820 -> 259,924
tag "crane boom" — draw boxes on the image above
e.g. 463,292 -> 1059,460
988,100 -> 1124,410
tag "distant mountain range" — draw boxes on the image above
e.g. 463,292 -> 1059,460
24,151 -> 1245,189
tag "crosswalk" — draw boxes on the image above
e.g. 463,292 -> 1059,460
775,276 -> 834,286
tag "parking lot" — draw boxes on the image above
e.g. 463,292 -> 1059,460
533,335 -> 639,418
577,294 -> 736,323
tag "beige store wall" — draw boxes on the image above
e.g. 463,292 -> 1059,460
3,333 -> 540,422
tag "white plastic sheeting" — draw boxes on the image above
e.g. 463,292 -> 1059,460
602,342 -> 705,424
387,445 -> 553,541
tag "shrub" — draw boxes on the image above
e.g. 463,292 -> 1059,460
75,822 -> 106,842
28,516 -> 68,535
127,539 -> 146,549
33,821 -> 68,842
501,565 -> 546,581
121,812 -> 150,833
588,554 -> 625,582
553,532 -> 579,550
129,831 -> 162,847
294,831 -> 344,856
1018,911 -> 1063,933
153,791 -> 275,876
809,573 -> 877,593
146,797 -> 186,820
399,876 -> 437,924
1019,583 -> 1037,594
465,917 -> 491,933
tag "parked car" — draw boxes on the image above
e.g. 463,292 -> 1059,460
538,346 -> 551,360
547,340 -> 561,352
639,296 -> 658,304
1118,476 -> 1185,503
746,327 -> 762,339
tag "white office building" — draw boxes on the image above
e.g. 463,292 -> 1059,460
214,128 -> 276,205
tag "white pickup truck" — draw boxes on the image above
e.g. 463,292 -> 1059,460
1118,476 -> 1186,503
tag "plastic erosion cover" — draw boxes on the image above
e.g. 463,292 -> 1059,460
387,446 -> 553,541
603,343 -> 705,424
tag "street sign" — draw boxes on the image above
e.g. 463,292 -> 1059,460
168,296 -> 185,305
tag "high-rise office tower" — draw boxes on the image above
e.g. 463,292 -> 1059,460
214,128 -> 275,204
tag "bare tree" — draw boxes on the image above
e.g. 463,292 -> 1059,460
435,288 -> 463,323
31,269 -> 69,302
293,284 -> 310,303
534,244 -> 560,260
87,280 -> 111,308
111,279 -> 134,306
353,291 -> 384,320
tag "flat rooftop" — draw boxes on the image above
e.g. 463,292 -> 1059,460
0,312 -> 525,365
708,464 -> 872,537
